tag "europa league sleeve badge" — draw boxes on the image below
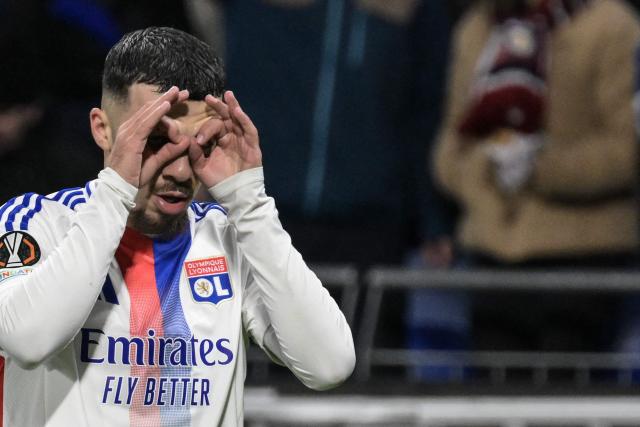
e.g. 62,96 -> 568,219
0,231 -> 41,268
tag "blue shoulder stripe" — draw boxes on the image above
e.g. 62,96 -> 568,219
6,193 -> 35,232
61,189 -> 84,206
191,201 -> 227,223
84,181 -> 93,197
0,196 -> 20,223
0,193 -> 43,231
1,180 -> 98,231
51,187 -> 75,202
19,195 -> 44,231
0,179 -> 96,232
47,180 -> 97,211
192,202 -> 204,215
202,204 -> 227,216
69,197 -> 86,210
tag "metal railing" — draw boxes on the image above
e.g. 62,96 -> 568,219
356,268 -> 640,384
244,388 -> 640,426
244,268 -> 640,426
310,263 -> 360,326
245,266 -> 640,385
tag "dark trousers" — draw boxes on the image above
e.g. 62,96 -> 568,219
464,251 -> 637,352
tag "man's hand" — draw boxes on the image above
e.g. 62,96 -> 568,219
189,91 -> 262,188
421,237 -> 454,269
107,86 -> 190,188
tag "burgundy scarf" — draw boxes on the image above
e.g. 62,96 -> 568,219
458,0 -> 591,138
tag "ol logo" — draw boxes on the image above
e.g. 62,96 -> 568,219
0,231 -> 41,268
184,256 -> 233,305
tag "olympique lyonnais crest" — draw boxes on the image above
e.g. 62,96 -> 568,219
184,256 -> 233,304
0,231 -> 41,268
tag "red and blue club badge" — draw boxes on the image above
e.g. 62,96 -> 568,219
184,256 -> 233,304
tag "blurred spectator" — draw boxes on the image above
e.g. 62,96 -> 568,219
0,0 -> 194,202
18,0 -> 192,101
409,1 -> 467,269
434,0 -> 640,353
401,1 -> 471,382
0,0 -> 100,202
0,102 -> 103,204
184,0 -> 226,58
218,0 -> 450,268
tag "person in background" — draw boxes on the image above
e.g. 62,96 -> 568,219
0,0 -> 101,202
194,0 -> 459,359
402,0 -> 470,382
0,0 -> 195,203
217,0 -> 435,267
434,0 -> 640,354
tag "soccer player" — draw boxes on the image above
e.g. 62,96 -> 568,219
0,27 -> 355,426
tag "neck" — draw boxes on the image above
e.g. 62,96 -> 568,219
126,213 -> 188,241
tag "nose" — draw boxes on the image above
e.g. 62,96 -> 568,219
162,153 -> 194,184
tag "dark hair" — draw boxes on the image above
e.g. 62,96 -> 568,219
102,27 -> 225,102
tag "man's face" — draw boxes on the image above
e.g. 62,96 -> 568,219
105,84 -> 218,237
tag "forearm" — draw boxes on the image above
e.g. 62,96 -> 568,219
0,168 -> 135,367
211,168 -> 355,390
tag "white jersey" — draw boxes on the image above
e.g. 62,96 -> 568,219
0,167 -> 355,427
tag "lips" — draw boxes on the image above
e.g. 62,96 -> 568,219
153,191 -> 191,216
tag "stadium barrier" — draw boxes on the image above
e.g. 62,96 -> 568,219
244,389 -> 640,426
244,267 -> 640,425
245,266 -> 640,386
356,268 -> 640,385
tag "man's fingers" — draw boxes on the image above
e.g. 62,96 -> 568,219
195,117 -> 225,148
176,89 -> 189,103
139,88 -> 189,130
224,91 -> 257,138
153,135 -> 192,166
230,105 -> 258,139
135,101 -> 173,140
159,116 -> 194,149
223,91 -> 240,112
140,138 -> 190,186
134,87 -> 189,132
223,91 -> 241,135
160,116 -> 181,143
156,86 -> 187,106
114,87 -> 178,137
123,87 -> 189,145
205,94 -> 230,120
188,137 -> 205,164
138,86 -> 181,120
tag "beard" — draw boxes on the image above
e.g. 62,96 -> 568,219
128,208 -> 189,240
127,177 -> 196,239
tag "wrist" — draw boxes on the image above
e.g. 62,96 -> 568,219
197,169 -> 239,189
208,167 -> 264,203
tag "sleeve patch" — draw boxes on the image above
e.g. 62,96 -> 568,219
0,231 -> 41,268
0,267 -> 34,284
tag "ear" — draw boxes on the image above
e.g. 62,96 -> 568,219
89,108 -> 113,153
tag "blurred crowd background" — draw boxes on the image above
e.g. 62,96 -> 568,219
4,0 -> 640,392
